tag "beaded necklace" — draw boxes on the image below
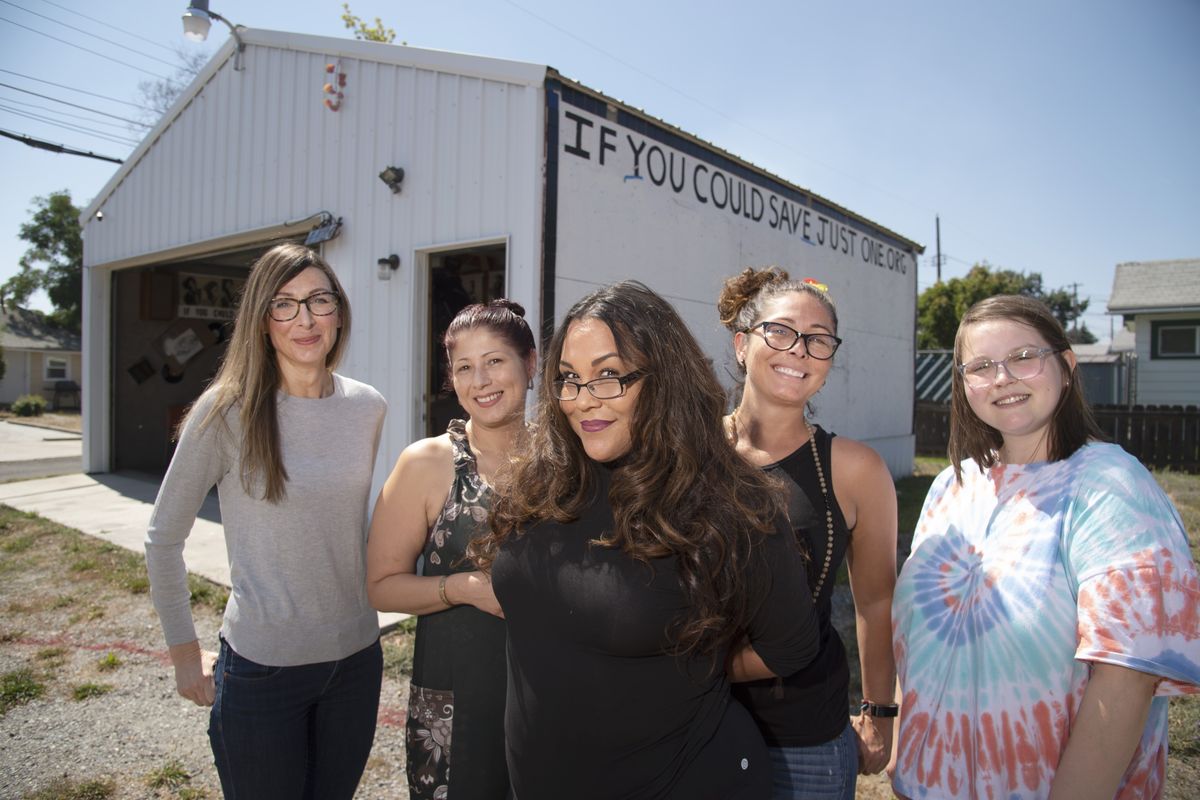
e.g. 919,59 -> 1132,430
731,410 -> 835,602
804,420 -> 835,601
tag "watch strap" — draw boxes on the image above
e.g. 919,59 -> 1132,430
860,699 -> 899,718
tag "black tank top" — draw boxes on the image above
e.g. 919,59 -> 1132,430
731,424 -> 853,747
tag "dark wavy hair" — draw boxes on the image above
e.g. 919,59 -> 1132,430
948,294 -> 1104,483
470,280 -> 785,661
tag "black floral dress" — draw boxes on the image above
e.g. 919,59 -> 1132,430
406,420 -> 510,800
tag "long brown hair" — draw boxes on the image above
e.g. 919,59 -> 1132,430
471,280 -> 785,660
194,243 -> 351,502
948,294 -> 1103,482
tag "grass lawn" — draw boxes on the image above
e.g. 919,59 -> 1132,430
844,458 -> 1200,797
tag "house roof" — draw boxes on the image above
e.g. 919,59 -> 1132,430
80,28 -> 923,256
0,306 -> 81,352
1107,259 -> 1200,315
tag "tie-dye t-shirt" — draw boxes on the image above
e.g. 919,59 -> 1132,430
892,442 -> 1200,799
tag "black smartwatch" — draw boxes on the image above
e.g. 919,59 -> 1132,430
860,699 -> 899,718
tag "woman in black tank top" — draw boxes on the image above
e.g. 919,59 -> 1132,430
717,268 -> 900,800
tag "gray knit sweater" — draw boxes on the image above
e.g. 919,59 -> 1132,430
146,373 -> 387,666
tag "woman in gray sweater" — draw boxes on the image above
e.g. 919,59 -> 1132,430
145,243 -> 387,799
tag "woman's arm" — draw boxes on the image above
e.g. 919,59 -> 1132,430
732,514 -> 821,681
839,439 -> 899,775
1048,663 -> 1158,800
145,397 -> 229,706
366,437 -> 503,617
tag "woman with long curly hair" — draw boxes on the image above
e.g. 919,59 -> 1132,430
145,243 -> 387,799
716,267 -> 898,799
471,280 -> 821,799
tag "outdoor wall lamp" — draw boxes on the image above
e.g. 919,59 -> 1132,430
377,254 -> 400,280
182,1 -> 246,71
378,166 -> 405,194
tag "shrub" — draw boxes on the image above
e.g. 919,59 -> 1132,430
12,393 -> 47,417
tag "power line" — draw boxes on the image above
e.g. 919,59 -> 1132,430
0,0 -> 188,72
0,127 -> 122,163
0,14 -> 171,80
39,0 -> 184,57
0,82 -> 150,127
0,69 -> 152,111
0,105 -> 140,146
0,97 -> 145,134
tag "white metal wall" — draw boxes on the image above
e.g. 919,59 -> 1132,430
81,32 -> 547,475
1134,314 -> 1200,405
550,100 -> 918,475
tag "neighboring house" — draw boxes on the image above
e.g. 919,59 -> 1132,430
78,29 -> 923,479
1072,325 -> 1136,406
1107,259 -> 1200,406
0,305 -> 82,409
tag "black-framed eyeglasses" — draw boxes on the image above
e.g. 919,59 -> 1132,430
744,321 -> 842,360
957,347 -> 1065,388
553,371 -> 644,401
267,291 -> 340,322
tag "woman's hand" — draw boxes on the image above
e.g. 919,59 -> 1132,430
169,639 -> 218,706
851,712 -> 893,774
446,570 -> 505,618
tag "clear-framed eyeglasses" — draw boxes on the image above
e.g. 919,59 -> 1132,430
744,321 -> 842,360
267,291 -> 340,322
553,371 -> 644,401
957,347 -> 1065,388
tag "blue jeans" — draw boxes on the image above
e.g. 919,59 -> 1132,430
208,637 -> 383,800
767,722 -> 859,800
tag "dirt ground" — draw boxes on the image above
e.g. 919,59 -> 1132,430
0,506 -> 411,800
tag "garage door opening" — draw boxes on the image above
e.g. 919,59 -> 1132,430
110,239 -> 305,473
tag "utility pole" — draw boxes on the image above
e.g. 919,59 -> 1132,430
935,215 -> 942,283
1069,282 -> 1080,332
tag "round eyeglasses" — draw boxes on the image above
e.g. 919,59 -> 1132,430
267,292 -> 340,322
744,321 -> 842,360
553,371 -> 644,401
957,347 -> 1065,388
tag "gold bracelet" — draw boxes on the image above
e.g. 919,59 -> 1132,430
438,574 -> 452,608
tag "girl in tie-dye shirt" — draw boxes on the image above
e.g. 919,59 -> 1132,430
892,295 -> 1200,799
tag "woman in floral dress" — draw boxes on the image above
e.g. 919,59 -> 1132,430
368,299 -> 536,799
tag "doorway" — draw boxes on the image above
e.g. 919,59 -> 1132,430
426,242 -> 508,437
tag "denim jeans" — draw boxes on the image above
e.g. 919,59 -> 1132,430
767,722 -> 859,800
208,637 -> 383,800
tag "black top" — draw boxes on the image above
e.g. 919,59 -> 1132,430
407,421 -> 509,799
731,425 -> 854,747
492,464 -> 820,799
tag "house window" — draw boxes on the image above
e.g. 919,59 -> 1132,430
45,357 -> 69,380
1151,319 -> 1200,359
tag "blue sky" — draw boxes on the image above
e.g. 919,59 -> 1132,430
1,0 -> 1197,343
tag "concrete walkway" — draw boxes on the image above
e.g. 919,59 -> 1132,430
0,421 -> 403,631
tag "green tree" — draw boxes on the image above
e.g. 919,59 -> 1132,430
917,263 -> 1093,349
341,3 -> 399,43
6,191 -> 84,333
